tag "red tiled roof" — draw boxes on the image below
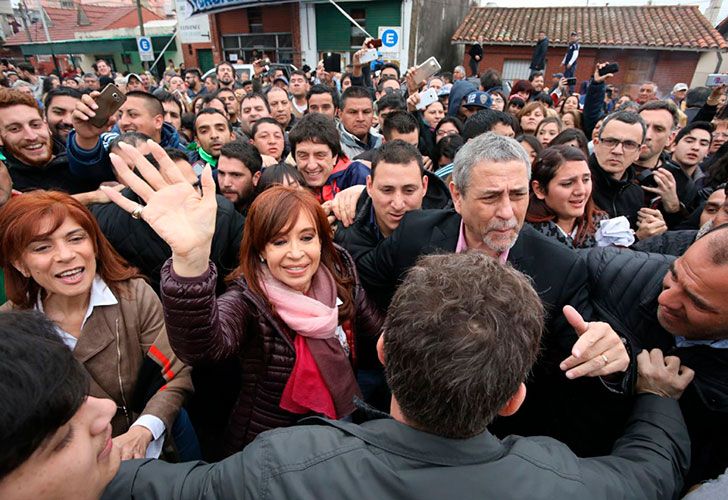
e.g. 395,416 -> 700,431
452,6 -> 728,51
4,5 -> 161,46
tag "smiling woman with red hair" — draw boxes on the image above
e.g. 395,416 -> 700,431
0,190 -> 193,461
101,141 -> 383,457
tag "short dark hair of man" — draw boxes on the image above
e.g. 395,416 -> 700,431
289,112 -> 342,158
599,110 -> 647,143
108,131 -> 152,151
154,90 -> 183,117
306,84 -> 340,109
0,311 -> 89,480
528,71 -> 544,82
164,147 -> 190,164
685,87 -> 711,108
341,86 -> 373,109
43,86 -> 82,113
372,140 -> 424,178
383,252 -> 544,439
434,133 -> 465,166
199,92 -> 225,109
251,116 -> 284,138
242,91 -> 272,113
194,108 -> 232,132
531,92 -> 553,107
290,69 -> 307,80
638,99 -> 680,129
462,109 -> 516,141
220,140 -> 263,176
376,93 -> 407,115
16,62 -> 35,75
125,90 -> 164,117
183,68 -> 202,79
380,62 -> 401,79
381,110 -> 419,141
255,162 -> 306,195
480,69 -> 502,91
181,112 -> 195,132
673,120 -> 714,146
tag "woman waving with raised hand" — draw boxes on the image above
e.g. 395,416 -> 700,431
102,141 -> 383,458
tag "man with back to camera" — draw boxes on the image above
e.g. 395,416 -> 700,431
100,252 -> 691,499
354,132 -> 636,457
68,90 -> 186,184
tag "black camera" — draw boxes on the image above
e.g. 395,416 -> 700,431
636,169 -> 658,188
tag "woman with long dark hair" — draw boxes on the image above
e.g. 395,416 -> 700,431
526,145 -> 607,248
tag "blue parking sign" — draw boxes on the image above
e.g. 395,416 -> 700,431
382,29 -> 398,47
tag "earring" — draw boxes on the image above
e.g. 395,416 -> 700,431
259,255 -> 265,263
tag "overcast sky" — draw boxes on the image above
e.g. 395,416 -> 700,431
481,0 -> 727,26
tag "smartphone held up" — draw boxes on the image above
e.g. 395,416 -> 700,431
90,84 -> 126,129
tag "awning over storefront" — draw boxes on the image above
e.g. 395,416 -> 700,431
17,36 -> 175,56
187,0 -> 295,16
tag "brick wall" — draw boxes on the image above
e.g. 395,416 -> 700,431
466,44 -> 700,99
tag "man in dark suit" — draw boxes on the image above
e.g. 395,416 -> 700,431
355,133 -> 632,455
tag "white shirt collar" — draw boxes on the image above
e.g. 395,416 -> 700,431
35,275 -> 118,349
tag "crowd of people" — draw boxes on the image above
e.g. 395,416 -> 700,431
0,35 -> 728,499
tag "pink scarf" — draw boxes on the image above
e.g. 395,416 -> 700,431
260,265 -> 360,419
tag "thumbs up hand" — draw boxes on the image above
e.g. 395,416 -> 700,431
559,305 -> 630,379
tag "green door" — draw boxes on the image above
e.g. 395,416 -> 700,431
198,49 -> 214,72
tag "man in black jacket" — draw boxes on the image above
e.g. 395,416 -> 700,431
586,225 -> 728,488
101,252 -> 691,500
467,39 -> 483,77
355,133 -> 632,455
530,30 -> 549,75
0,88 -> 96,194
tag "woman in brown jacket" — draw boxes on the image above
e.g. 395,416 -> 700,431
0,191 -> 193,460
103,141 -> 383,457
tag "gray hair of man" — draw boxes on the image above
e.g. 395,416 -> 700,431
454,65 -> 466,74
451,132 -> 531,196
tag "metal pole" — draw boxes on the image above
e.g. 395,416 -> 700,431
148,30 -> 177,74
136,0 -> 147,70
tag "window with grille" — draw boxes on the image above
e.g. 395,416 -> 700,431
221,33 -> 293,64
248,7 -> 263,34
349,8 -> 366,49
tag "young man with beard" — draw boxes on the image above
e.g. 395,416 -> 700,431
184,68 -> 205,98
216,62 -> 236,90
43,87 -> 82,144
191,109 -> 236,173
0,88 -> 95,194
68,90 -> 186,184
217,140 -> 262,214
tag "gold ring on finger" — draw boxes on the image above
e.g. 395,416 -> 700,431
130,204 -> 144,220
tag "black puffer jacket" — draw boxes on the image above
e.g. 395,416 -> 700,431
631,230 -> 697,256
585,247 -> 728,487
89,188 -> 243,294
159,247 -> 384,457
3,138 -> 97,194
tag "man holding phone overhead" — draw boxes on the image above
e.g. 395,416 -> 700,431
67,88 -> 187,184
